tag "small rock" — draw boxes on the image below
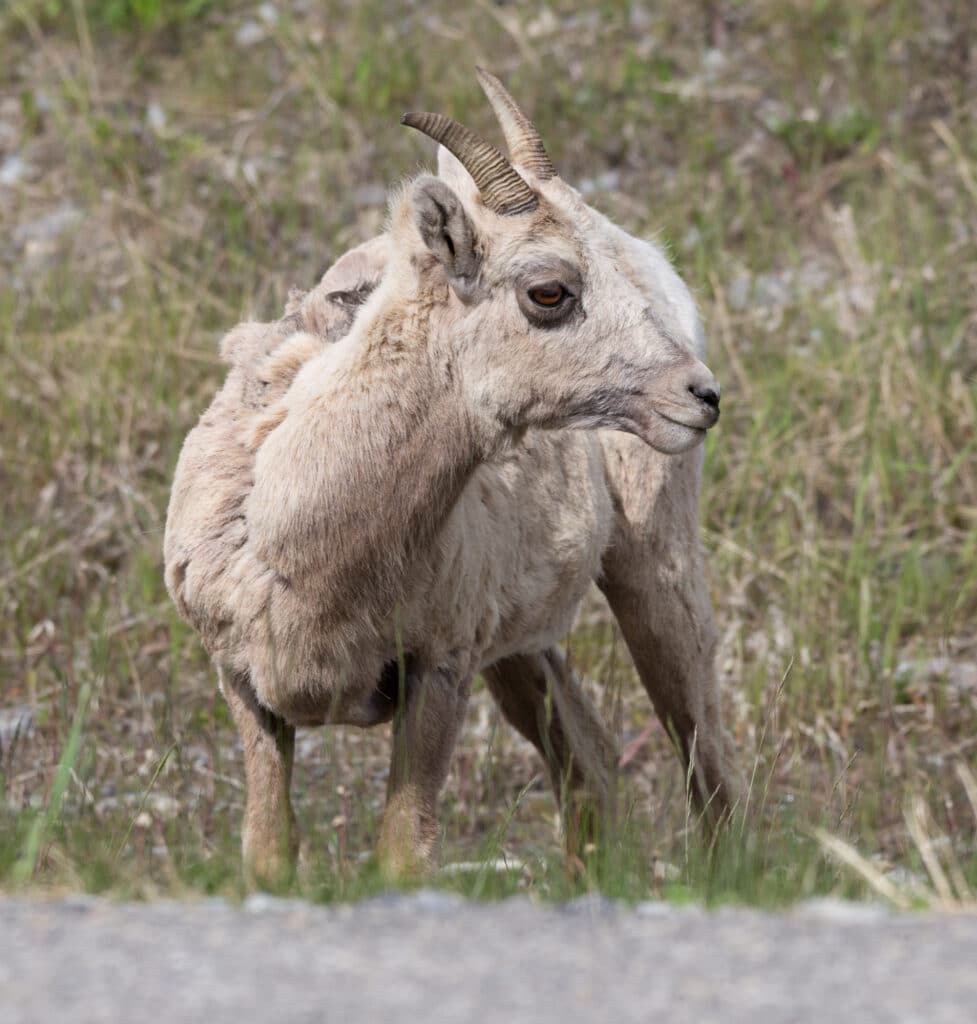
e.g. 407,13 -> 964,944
577,170 -> 620,197
895,657 -> 977,694
148,794 -> 180,819
846,282 -> 876,314
0,706 -> 34,748
257,2 -> 278,23
94,796 -> 120,819
753,270 -> 794,309
0,154 -> 28,187
235,20 -> 265,47
952,663 -> 977,692
146,102 -> 167,134
525,7 -> 559,38
629,4 -> 653,31
702,48 -> 727,82
756,98 -> 792,133
797,260 -> 831,293
13,203 -> 83,244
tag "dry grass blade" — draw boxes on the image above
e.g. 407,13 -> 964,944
114,743 -> 178,863
932,119 -> 977,208
905,796 -> 972,907
955,762 -> 977,831
740,659 -> 792,836
812,828 -> 913,911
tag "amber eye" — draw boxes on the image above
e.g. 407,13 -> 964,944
528,283 -> 566,307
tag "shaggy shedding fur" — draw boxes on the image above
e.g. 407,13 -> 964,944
164,81 -> 738,883
165,236 -> 390,679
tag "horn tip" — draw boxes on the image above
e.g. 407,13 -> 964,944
474,65 -> 501,91
401,111 -> 431,131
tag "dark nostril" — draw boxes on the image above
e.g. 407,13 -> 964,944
690,384 -> 720,410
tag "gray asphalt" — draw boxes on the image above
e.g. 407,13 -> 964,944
2,893 -> 975,1023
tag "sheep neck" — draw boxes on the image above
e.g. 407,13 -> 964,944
250,293 -> 497,638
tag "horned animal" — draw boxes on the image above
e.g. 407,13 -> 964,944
164,69 -> 738,883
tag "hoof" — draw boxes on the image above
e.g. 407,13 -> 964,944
242,827 -> 299,892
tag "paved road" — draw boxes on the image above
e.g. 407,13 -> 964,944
2,893 -> 975,1023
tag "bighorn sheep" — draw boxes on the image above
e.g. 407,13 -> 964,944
164,69 -> 737,883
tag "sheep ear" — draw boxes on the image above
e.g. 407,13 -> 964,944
411,176 -> 480,302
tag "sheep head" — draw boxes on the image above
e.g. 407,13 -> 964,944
396,70 -> 720,456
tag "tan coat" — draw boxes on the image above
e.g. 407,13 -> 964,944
165,120 -> 736,882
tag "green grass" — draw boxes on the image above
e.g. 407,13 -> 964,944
0,0 -> 975,908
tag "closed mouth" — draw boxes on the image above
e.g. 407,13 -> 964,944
657,406 -> 719,432
612,389 -> 720,454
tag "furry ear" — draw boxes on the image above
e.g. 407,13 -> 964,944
411,176 -> 481,302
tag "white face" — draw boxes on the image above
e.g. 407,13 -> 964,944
412,154 -> 720,455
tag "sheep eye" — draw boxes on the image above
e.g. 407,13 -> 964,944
516,264 -> 581,326
528,283 -> 566,307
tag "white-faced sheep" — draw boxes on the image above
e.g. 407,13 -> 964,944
164,69 -> 738,883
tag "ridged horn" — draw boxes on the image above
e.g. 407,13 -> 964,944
401,111 -> 538,216
475,66 -> 556,181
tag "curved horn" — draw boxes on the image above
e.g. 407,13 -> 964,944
401,111 -> 538,216
475,66 -> 556,181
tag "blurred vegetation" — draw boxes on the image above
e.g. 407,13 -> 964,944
0,0 -> 975,907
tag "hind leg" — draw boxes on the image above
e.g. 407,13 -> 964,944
599,437 -> 738,824
483,648 -> 619,847
220,666 -> 299,888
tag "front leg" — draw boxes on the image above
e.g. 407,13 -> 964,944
220,667 -> 299,888
376,658 -> 471,881
599,436 -> 740,826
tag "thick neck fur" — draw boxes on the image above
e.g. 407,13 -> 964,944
247,256 -> 494,640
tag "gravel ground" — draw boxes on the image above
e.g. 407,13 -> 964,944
2,895 -> 976,1023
